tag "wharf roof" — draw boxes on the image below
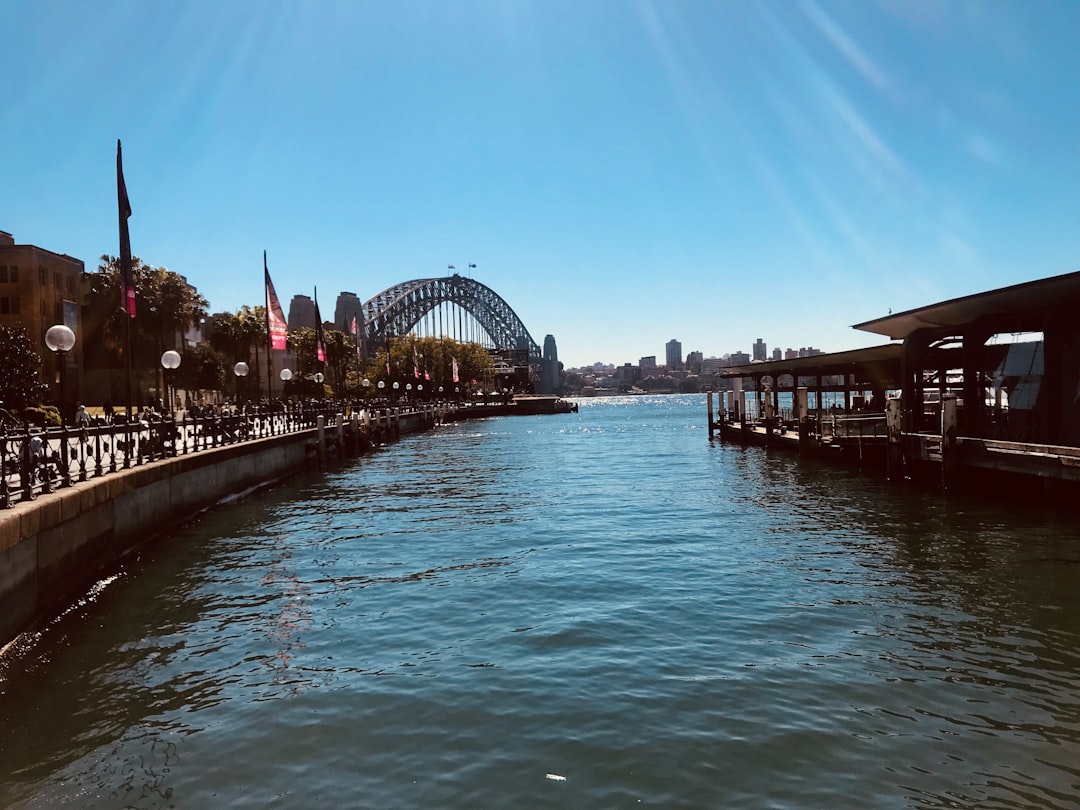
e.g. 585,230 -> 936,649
721,344 -> 903,387
853,270 -> 1080,341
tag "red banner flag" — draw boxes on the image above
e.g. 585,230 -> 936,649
351,316 -> 361,361
117,140 -> 136,318
412,343 -> 420,379
452,356 -> 459,383
264,253 -> 288,350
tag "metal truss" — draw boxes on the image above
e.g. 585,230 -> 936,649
361,275 -> 541,359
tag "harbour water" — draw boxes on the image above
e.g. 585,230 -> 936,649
2,394 -> 1080,808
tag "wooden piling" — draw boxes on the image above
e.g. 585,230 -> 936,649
796,386 -> 809,451
941,393 -> 958,491
886,397 -> 903,481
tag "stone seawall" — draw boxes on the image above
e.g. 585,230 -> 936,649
0,428 -> 323,648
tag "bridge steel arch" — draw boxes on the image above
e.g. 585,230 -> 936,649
361,275 -> 541,360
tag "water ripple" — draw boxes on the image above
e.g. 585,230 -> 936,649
3,396 -> 1080,807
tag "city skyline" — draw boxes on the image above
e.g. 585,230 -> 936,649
4,2 -> 1079,369
567,335 -> 822,373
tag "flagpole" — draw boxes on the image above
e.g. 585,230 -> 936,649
117,140 -> 135,420
264,251 -> 273,401
125,302 -> 132,419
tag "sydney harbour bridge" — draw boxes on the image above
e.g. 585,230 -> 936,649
353,273 -> 560,394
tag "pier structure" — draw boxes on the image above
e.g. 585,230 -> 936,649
712,270 -> 1080,497
710,344 -> 902,465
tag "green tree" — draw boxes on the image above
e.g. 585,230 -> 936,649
365,337 -> 492,395
207,311 -> 246,362
84,256 -> 209,404
174,343 -> 226,399
324,329 -> 356,396
287,327 -> 318,376
86,256 -> 208,359
0,326 -> 49,411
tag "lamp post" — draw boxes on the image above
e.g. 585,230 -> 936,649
392,381 -> 399,402
160,350 -> 181,417
362,378 -> 370,403
234,361 -> 249,407
406,382 -> 412,402
45,324 -> 75,424
314,372 -> 324,400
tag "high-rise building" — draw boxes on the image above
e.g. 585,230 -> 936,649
333,292 -> 363,332
686,350 -> 703,374
334,291 -> 366,364
287,295 -> 317,331
730,351 -> 750,366
639,356 -> 657,373
0,229 -> 85,408
665,339 -> 682,370
539,334 -> 561,395
753,338 -> 767,362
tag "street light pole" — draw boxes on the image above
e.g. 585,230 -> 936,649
161,350 -> 181,417
45,324 -> 76,424
233,361 -> 249,410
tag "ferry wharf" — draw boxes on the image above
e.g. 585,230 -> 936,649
708,270 -> 1080,501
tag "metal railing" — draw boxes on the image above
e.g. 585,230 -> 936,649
0,402 -> 418,507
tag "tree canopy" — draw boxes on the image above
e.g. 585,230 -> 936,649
0,326 -> 49,411
85,256 -> 209,364
366,336 -> 493,393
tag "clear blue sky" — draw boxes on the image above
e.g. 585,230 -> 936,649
4,1 -> 1079,369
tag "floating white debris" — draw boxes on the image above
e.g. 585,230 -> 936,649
546,773 -> 567,782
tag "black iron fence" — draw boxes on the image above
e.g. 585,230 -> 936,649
0,403 -> 354,507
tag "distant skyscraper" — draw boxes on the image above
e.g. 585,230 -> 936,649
666,339 -> 682,370
332,291 -> 366,364
753,338 -> 767,362
539,334 -> 561,395
287,294 -> 316,331
333,292 -> 363,331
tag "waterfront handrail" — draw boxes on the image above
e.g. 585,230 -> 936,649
0,401 -> 433,506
